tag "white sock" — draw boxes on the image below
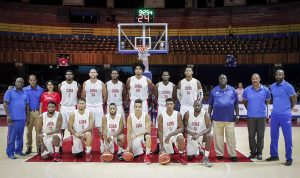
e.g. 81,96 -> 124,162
205,151 -> 210,157
86,146 -> 92,154
54,146 -> 59,153
179,151 -> 184,155
146,148 -> 151,155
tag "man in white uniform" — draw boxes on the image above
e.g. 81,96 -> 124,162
68,98 -> 94,162
184,100 -> 213,167
126,63 -> 154,113
126,99 -> 152,164
58,70 -> 81,144
158,98 -> 187,165
101,103 -> 125,160
177,66 -> 203,117
106,70 -> 126,125
37,101 -> 62,162
153,71 -> 176,153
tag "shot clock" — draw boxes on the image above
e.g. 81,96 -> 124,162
134,9 -> 154,23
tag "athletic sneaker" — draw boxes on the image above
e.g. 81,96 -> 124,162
144,154 -> 151,164
117,152 -> 124,161
15,152 -> 25,157
53,153 -> 61,162
85,153 -> 93,162
202,157 -> 212,168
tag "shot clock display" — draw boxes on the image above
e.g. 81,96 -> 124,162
134,9 -> 154,23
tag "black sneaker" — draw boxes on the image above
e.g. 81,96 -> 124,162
25,147 -> 32,155
231,156 -> 238,162
257,154 -> 263,160
266,156 -> 279,161
117,152 -> 124,161
217,156 -> 224,160
285,159 -> 293,166
248,154 -> 256,159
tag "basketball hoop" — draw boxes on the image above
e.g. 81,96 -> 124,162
135,45 -> 150,61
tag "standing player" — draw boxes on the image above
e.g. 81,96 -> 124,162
58,70 -> 81,143
101,103 -> 125,160
177,66 -> 203,117
157,98 -> 187,165
68,98 -> 94,162
126,99 -> 152,164
126,63 -> 154,113
106,70 -> 126,125
36,101 -> 62,162
153,71 -> 176,153
184,100 -> 213,167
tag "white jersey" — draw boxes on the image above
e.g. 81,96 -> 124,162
157,82 -> 174,107
85,79 -> 103,107
42,111 -> 60,134
73,109 -> 90,133
106,113 -> 121,137
180,78 -> 198,106
129,76 -> 148,100
186,109 -> 206,134
162,111 -> 178,137
130,111 -> 147,134
106,80 -> 123,106
60,81 -> 78,106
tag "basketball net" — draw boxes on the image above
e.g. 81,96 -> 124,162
136,45 -> 150,61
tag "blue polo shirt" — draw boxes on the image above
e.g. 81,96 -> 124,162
243,84 -> 271,118
4,87 -> 29,120
270,80 -> 296,114
209,85 -> 238,122
24,85 -> 43,110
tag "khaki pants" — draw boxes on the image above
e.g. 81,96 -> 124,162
213,121 -> 237,157
26,111 -> 39,148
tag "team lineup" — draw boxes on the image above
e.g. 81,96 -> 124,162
3,63 -> 297,167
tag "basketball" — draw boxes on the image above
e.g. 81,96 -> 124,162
123,151 -> 134,162
158,153 -> 171,165
101,151 -> 114,162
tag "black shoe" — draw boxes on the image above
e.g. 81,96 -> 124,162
285,159 -> 293,166
117,152 -> 124,161
257,154 -> 263,160
248,154 -> 256,159
59,146 -> 63,153
152,143 -> 160,154
37,147 -> 41,155
25,147 -> 32,155
231,156 -> 238,162
266,156 -> 279,161
217,156 -> 224,160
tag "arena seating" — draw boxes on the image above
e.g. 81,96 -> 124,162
0,35 -> 299,54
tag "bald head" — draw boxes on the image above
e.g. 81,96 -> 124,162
275,69 -> 285,83
218,74 -> 227,86
193,100 -> 202,113
15,78 -> 24,90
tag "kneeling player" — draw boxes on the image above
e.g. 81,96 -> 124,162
126,99 -> 152,164
68,98 -> 94,162
101,103 -> 125,160
158,98 -> 187,165
184,100 -> 213,167
37,101 -> 62,162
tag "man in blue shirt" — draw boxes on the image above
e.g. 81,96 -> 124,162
3,77 -> 29,159
208,74 -> 239,162
24,74 -> 44,155
267,69 -> 297,166
243,73 -> 271,160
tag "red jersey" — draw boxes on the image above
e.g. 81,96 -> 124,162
40,92 -> 61,112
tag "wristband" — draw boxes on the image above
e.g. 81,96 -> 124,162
43,133 -> 47,137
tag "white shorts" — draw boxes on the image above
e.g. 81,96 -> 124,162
60,105 -> 76,129
100,137 -> 118,154
156,105 -> 167,128
130,99 -> 148,114
72,136 -> 85,154
180,105 -> 193,118
162,133 -> 183,154
186,134 -> 204,156
106,105 -> 126,127
131,135 -> 146,156
87,105 -> 104,129
41,134 -> 62,156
